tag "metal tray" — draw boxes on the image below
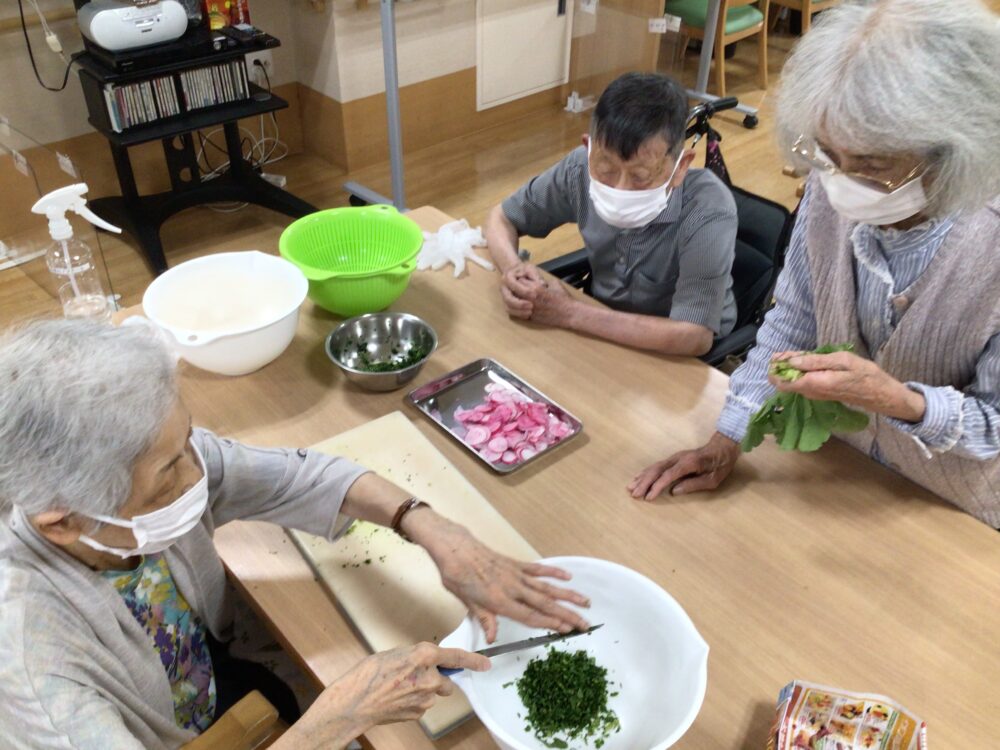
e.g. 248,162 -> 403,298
406,358 -> 583,474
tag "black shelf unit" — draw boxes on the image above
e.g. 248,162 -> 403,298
76,32 -> 315,273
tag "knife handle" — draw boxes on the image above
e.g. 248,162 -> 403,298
438,666 -> 463,676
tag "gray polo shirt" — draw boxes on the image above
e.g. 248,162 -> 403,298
502,145 -> 738,336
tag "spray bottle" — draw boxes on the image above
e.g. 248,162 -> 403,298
31,184 -> 122,323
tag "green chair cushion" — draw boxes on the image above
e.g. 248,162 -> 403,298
664,0 -> 765,34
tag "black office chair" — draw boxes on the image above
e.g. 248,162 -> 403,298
538,99 -> 795,368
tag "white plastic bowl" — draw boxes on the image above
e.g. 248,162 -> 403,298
441,556 -> 709,750
142,251 -> 308,376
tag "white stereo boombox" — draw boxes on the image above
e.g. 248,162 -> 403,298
77,0 -> 188,52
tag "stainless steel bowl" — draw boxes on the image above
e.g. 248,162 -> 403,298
325,313 -> 438,392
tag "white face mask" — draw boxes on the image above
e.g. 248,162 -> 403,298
818,164 -> 929,227
78,440 -> 208,559
587,144 -> 685,229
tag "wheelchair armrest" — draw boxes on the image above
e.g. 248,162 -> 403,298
701,324 -> 759,367
538,249 -> 590,279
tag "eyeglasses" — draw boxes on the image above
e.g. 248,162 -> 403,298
790,136 -> 925,193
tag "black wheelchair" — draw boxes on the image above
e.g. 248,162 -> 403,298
538,98 -> 795,367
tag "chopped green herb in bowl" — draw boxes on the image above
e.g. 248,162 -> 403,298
507,648 -> 620,749
348,341 -> 432,373
324,312 -> 437,392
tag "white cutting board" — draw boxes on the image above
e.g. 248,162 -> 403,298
290,411 -> 539,738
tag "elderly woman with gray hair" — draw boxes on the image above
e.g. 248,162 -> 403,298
0,320 -> 590,749
631,0 -> 1000,526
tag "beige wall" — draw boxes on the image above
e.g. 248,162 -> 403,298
0,0 -> 90,147
292,0 -> 475,105
289,0 -> 342,101
0,0 -> 297,147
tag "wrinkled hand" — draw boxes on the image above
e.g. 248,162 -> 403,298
628,432 -> 741,500
424,520 -> 590,642
524,278 -> 576,328
499,261 -> 545,318
312,643 -> 489,735
769,350 -> 925,422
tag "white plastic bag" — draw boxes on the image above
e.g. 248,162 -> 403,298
417,219 -> 494,278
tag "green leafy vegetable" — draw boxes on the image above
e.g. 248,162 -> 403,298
511,648 -> 620,749
344,341 -> 431,373
741,343 -> 870,453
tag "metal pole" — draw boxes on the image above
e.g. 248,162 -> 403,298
343,0 -> 408,208
684,0 -> 759,124
695,0 -> 721,94
382,0 -> 405,209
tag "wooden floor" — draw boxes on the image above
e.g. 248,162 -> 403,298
0,32 -> 800,328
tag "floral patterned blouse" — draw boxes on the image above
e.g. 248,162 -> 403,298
102,553 -> 217,732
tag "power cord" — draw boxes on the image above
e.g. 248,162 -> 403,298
17,0 -> 73,92
195,61 -> 288,212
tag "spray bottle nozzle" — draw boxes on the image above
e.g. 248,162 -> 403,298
31,183 -> 122,242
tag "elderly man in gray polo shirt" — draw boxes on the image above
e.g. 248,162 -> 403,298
486,72 -> 737,357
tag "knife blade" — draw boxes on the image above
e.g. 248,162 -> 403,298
439,624 -> 603,676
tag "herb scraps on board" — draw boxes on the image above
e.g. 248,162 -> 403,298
509,648 -> 620,749
741,343 -> 870,454
345,339 -> 431,373
339,523 -> 393,568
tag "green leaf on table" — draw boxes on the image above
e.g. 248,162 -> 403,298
833,406 -> 870,433
741,343 -> 868,454
741,421 -> 766,452
778,395 -> 804,451
798,417 -> 831,452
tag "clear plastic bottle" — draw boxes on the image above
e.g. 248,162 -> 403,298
46,237 -> 112,322
31,184 -> 122,323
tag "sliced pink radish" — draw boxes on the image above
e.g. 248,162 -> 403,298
454,388 -> 574,467
487,436 -> 508,453
465,425 -> 490,447
516,415 -> 536,431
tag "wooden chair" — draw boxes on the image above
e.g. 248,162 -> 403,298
665,0 -> 770,98
768,0 -> 840,35
182,690 -> 288,750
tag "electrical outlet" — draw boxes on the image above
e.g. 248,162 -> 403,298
245,50 -> 273,86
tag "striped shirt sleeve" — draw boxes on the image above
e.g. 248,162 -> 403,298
670,202 -> 738,333
716,188 -> 818,442
502,150 -> 581,238
886,334 -> 1000,459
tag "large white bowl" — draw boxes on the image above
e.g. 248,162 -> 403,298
142,251 -> 308,376
441,556 -> 709,750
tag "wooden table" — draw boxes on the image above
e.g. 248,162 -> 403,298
168,207 -> 1000,749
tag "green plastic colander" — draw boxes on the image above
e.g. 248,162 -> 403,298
279,205 -> 423,316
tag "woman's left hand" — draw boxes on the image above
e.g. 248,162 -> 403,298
413,513 -> 590,642
770,350 -> 926,423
